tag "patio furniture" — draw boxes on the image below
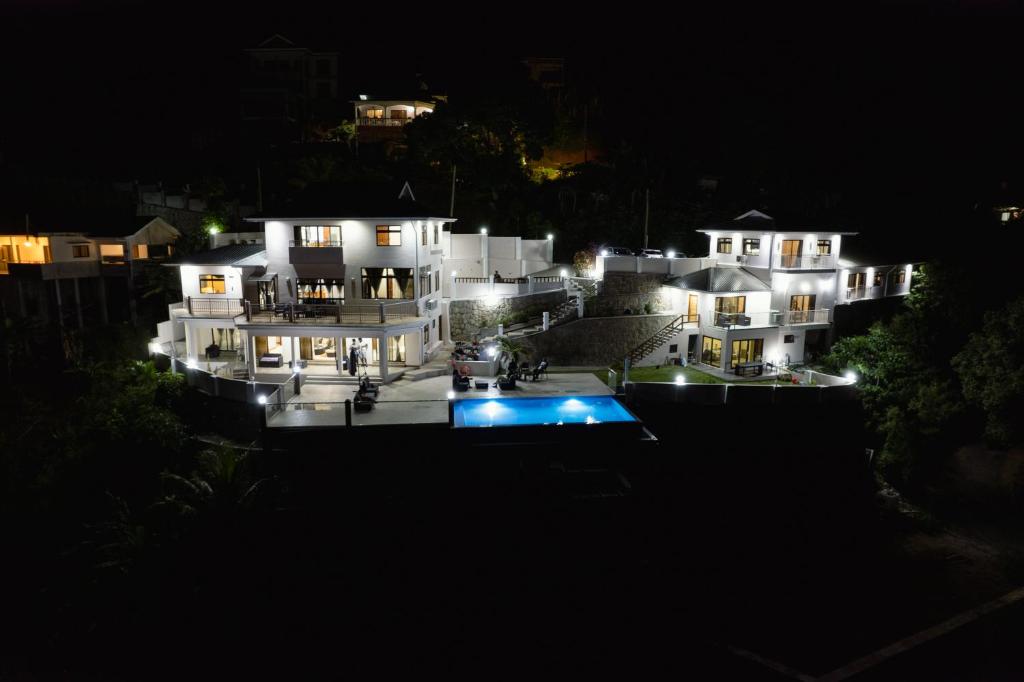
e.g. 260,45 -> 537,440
474,380 -> 489,390
205,344 -> 221,359
353,395 -> 374,413
258,353 -> 283,368
289,359 -> 308,369
452,370 -> 470,392
531,361 -> 549,381
496,375 -> 516,390
735,361 -> 764,377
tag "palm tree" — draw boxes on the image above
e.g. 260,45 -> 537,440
156,446 -> 273,523
496,335 -> 524,373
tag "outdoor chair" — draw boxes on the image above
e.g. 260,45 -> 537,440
531,361 -> 549,381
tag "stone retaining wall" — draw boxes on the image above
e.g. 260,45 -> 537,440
516,314 -> 676,366
585,272 -> 671,317
449,289 -> 567,341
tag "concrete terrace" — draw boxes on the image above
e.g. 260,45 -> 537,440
266,372 -> 614,429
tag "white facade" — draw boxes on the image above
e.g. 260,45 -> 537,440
601,210 -> 917,372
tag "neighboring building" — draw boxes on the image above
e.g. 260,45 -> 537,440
522,57 -> 565,90
597,210 -> 917,370
241,34 -> 341,143
157,183 -> 454,382
352,92 -> 443,145
0,216 -> 180,330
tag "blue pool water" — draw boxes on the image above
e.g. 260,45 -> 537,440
453,395 -> 637,428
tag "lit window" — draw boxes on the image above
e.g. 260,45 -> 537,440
199,274 -> 226,294
717,238 -> 732,254
72,244 -> 90,258
376,225 -> 402,246
742,238 -> 760,256
817,240 -> 832,255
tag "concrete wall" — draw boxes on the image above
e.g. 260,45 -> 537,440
448,289 -> 567,341
516,314 -> 677,366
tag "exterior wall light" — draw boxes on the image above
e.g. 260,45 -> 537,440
559,268 -> 568,278
547,233 -> 554,240
600,249 -> 609,257
845,371 -> 857,383
666,250 -> 676,259
480,227 -> 488,235
446,390 -> 456,400
257,394 -> 268,405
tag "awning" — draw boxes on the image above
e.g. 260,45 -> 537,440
251,272 -> 278,282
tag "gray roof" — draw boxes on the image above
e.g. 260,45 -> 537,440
168,243 -> 266,267
666,267 -> 771,293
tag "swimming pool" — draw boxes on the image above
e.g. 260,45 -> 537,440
453,395 -> 638,428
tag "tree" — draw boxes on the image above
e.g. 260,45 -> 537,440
953,295 -> 1024,447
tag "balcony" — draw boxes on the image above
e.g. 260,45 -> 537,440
182,297 -> 246,318
773,254 -> 836,270
356,117 -> 411,127
288,240 -> 344,268
711,311 -> 779,329
779,308 -> 830,326
240,300 -> 421,326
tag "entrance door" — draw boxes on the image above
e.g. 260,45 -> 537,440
781,239 -> 802,268
255,336 -> 269,357
789,294 -> 816,323
687,294 -> 698,322
701,336 -> 722,367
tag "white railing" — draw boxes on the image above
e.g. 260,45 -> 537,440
710,310 -> 779,328
774,254 -> 836,270
779,308 -> 830,325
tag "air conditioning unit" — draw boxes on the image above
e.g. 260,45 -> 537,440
736,255 -> 748,264
425,298 -> 438,311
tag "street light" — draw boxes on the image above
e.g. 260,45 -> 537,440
480,227 -> 488,235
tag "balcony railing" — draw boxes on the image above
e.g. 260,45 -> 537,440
289,239 -> 343,248
185,297 -> 246,317
357,117 -> 411,127
711,311 -> 779,328
243,300 -> 420,325
846,286 -> 867,301
779,308 -> 830,325
774,254 -> 836,270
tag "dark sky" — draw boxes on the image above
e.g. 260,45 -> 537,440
2,2 -> 1023,228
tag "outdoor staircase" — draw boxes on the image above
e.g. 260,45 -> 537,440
231,367 -> 250,380
626,314 -> 697,365
504,295 -> 581,339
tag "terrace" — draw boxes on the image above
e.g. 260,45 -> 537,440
175,297 -> 422,326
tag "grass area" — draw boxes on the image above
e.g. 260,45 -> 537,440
575,365 -> 783,386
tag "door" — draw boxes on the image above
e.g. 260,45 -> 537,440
789,294 -> 816,323
255,336 -> 269,357
687,294 -> 698,322
847,272 -> 865,299
701,336 -> 722,367
781,239 -> 802,268
299,337 -> 313,360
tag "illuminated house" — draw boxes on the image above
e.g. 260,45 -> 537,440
0,216 -> 180,331
597,210 -> 916,371
352,93 -> 443,144
157,183 -> 454,383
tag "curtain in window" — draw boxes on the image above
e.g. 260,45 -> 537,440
363,268 -> 384,298
393,269 -> 413,298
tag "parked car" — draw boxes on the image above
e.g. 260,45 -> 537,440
600,246 -> 634,257
638,249 -> 664,258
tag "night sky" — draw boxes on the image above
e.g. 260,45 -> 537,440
2,2 -> 1023,246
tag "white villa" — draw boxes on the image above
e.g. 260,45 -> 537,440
154,183 -> 559,383
597,210 -> 916,373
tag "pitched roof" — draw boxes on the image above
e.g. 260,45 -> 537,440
248,182 -> 450,220
168,243 -> 266,267
666,266 -> 771,293
698,209 -> 858,236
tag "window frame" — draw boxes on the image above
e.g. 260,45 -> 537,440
717,238 -> 733,254
199,274 -> 226,295
742,238 -> 760,256
376,224 -> 402,247
816,239 -> 832,255
71,244 -> 90,258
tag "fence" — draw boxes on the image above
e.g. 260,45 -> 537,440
624,380 -> 858,406
166,354 -> 294,405
265,399 -> 449,428
243,300 -> 419,324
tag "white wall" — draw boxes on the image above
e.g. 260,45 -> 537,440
180,265 -> 245,299
769,271 -> 838,315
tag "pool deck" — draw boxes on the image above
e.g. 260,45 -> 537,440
267,372 -> 615,429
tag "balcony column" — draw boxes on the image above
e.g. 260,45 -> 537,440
246,331 -> 257,378
378,334 -> 389,383
335,336 -> 344,376
290,335 -> 299,369
73,277 -> 84,329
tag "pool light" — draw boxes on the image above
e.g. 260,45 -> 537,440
447,390 -> 456,400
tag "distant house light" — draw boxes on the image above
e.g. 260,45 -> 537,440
547,233 -> 554,240
359,94 -> 368,101
480,227 -> 488,235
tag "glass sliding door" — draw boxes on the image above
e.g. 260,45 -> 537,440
730,338 -> 764,369
702,336 -> 722,367
781,239 -> 802,268
789,295 -> 816,323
